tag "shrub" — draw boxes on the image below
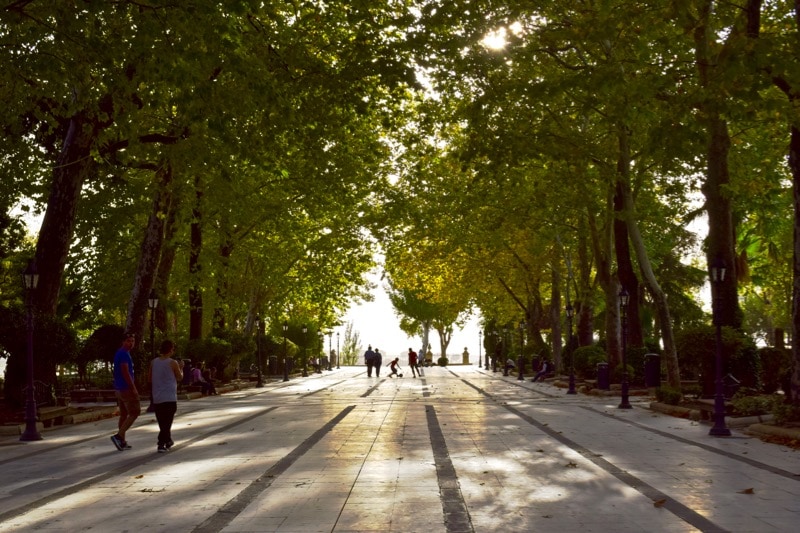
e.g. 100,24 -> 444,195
675,325 -> 760,397
758,347 -> 792,394
655,386 -> 682,405
771,400 -> 800,425
572,345 -> 607,378
730,389 -> 773,416
437,356 -> 448,367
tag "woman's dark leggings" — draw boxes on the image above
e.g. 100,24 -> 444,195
154,401 -> 177,446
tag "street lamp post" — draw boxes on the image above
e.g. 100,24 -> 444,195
336,332 -> 340,368
709,258 -> 731,436
502,326 -> 510,376
327,331 -> 333,371
20,260 -> 42,442
478,329 -> 482,369
255,317 -> 264,387
282,321 -> 289,382
302,325 -> 308,377
566,303 -> 577,395
317,331 -> 323,373
148,289 -> 158,365
493,330 -> 499,372
618,289 -> 632,409
517,319 -> 525,381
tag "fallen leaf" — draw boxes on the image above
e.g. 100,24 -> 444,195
134,475 -> 144,479
218,442 -> 227,445
737,488 -> 754,494
565,461 -> 578,468
653,499 -> 667,507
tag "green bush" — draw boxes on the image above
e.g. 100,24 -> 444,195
655,386 -> 682,405
437,356 -> 448,367
730,390 -> 774,416
771,400 -> 800,425
758,347 -> 792,394
572,345 -> 607,378
675,325 -> 760,397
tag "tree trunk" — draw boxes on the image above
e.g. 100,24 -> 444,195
550,267 -> 563,371
189,176 -> 203,340
125,164 -> 172,384
791,122 -> 800,404
154,194 -> 180,333
33,113 -> 97,315
614,181 -> 644,347
576,227 -> 594,347
620,172 -> 681,388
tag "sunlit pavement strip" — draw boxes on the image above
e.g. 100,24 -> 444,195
1,367 -> 799,532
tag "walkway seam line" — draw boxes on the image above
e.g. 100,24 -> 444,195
192,404 -> 356,533
426,404 -> 474,533
460,379 -> 729,533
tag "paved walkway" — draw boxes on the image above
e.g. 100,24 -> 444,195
0,366 -> 798,532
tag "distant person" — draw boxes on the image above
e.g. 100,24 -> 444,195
532,360 -> 550,382
408,348 -> 419,378
425,346 -> 434,366
504,357 -> 516,374
111,333 -> 139,451
387,357 -> 402,378
364,345 -> 375,377
149,340 -> 184,453
373,349 -> 383,377
191,364 -> 212,395
202,367 -> 218,395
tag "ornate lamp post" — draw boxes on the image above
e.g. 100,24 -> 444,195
336,332 -> 340,368
317,331 -> 323,373
478,329 -> 482,369
492,330 -> 499,372
327,331 -> 333,371
148,289 -> 158,364
566,303 -> 577,395
255,317 -> 264,387
282,321 -> 289,382
517,319 -> 526,381
502,326 -> 510,376
302,325 -> 308,377
709,258 -> 731,436
20,260 -> 42,442
618,289 -> 632,409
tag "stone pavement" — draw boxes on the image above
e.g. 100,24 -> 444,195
0,366 -> 798,532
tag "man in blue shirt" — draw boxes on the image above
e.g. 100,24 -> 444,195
364,345 -> 375,377
111,333 -> 140,450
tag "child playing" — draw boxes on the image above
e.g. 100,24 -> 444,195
387,357 -> 403,378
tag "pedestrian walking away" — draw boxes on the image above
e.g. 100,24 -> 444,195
387,357 -> 403,378
408,348 -> 419,377
149,339 -> 184,453
364,345 -> 375,377
373,349 -> 383,377
111,333 -> 140,451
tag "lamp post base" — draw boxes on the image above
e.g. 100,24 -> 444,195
567,372 -> 577,395
618,381 -> 632,409
20,422 -> 42,442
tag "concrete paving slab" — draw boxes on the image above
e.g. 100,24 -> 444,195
1,366 -> 799,532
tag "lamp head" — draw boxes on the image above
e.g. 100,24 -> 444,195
23,259 -> 38,290
710,257 -> 726,283
148,288 -> 158,310
618,288 -> 630,307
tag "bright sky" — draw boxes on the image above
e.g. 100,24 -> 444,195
342,269 -> 483,364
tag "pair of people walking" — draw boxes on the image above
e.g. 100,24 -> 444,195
111,333 -> 184,453
364,345 -> 383,377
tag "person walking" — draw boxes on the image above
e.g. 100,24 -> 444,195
373,349 -> 383,377
408,348 -> 419,378
111,333 -> 140,451
149,340 -> 184,453
364,345 -> 375,377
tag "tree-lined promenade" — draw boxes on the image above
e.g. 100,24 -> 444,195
1,2 -> 799,424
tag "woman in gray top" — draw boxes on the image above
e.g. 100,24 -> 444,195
149,340 -> 184,453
